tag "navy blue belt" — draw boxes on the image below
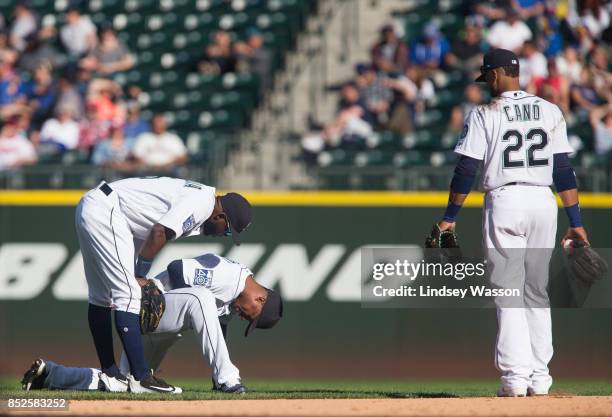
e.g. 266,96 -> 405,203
99,183 -> 113,196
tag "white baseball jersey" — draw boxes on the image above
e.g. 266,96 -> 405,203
76,177 -> 216,315
454,90 -> 574,191
110,177 -> 216,240
459,92 -> 572,395
153,253 -> 252,318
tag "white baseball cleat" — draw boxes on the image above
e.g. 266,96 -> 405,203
99,372 -> 129,392
128,373 -> 182,394
497,386 -> 527,397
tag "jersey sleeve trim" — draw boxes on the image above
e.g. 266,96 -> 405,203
454,148 -> 485,160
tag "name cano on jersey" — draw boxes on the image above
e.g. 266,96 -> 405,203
502,103 -> 541,123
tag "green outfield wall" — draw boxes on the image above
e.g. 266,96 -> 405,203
1,191 -> 612,380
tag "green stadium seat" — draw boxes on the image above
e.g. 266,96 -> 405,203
393,151 -> 430,167
317,149 -> 357,167
353,150 -> 395,167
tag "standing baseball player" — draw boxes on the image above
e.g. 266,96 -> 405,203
75,177 -> 252,393
21,253 -> 282,394
435,49 -> 588,396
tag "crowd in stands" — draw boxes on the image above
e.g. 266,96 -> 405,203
0,0 -> 273,172
302,0 -> 612,165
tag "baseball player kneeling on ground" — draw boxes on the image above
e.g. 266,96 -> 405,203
20,253 -> 282,394
432,49 -> 589,397
74,177 -> 252,394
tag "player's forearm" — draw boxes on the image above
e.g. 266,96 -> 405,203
558,188 -> 583,228
136,224 -> 171,277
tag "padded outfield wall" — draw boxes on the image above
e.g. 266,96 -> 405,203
1,191 -> 611,379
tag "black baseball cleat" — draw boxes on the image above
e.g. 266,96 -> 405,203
128,373 -> 182,394
213,382 -> 247,394
21,359 -> 47,391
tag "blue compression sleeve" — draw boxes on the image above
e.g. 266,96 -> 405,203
552,153 -> 577,192
564,203 -> 583,228
443,203 -> 462,222
450,155 -> 479,194
135,256 -> 153,277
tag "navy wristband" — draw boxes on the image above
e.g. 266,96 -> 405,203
564,203 -> 583,228
135,256 -> 153,277
443,202 -> 462,223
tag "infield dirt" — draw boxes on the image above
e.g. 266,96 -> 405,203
6,396 -> 612,417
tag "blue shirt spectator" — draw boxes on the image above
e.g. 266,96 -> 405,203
410,23 -> 450,68
123,104 -> 150,140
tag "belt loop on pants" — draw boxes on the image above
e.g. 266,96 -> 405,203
99,182 -> 113,196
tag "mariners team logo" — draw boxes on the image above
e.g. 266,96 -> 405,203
194,268 -> 213,288
182,214 -> 196,234
457,123 -> 468,147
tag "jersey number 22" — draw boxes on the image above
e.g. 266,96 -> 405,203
502,128 -> 548,169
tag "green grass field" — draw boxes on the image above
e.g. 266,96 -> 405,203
1,378 -> 612,401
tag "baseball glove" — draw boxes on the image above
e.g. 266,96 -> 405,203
424,224 -> 462,264
425,224 -> 459,248
140,280 -> 165,334
566,240 -> 608,285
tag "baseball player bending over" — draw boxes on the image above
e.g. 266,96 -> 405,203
435,49 -> 588,397
21,253 -> 282,393
75,177 -> 252,393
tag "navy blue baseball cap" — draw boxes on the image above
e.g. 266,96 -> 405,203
475,49 -> 519,82
244,288 -> 283,337
219,192 -> 252,245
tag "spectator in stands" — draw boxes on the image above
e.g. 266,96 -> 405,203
410,22 -> 449,71
486,9 -> 532,53
539,15 -> 564,58
198,30 -> 236,75
520,40 -> 548,91
123,103 -> 149,141
459,83 -> 482,119
467,0 -> 511,21
589,104 -> 612,156
234,28 -> 272,90
578,0 -> 610,39
78,101 -> 111,150
60,7 -> 97,57
445,22 -> 485,76
56,70 -> 84,120
92,123 -> 136,169
540,59 -> 571,116
371,24 -> 409,73
86,78 -> 125,123
390,65 -> 435,119
512,0 -> 545,19
0,53 -> 22,107
10,2 -> 37,52
38,104 -> 80,154
21,60 -> 58,131
301,83 -> 373,161
132,113 -> 188,169
589,46 -> 612,104
556,46 -> 583,83
0,115 -> 36,170
570,68 -> 601,114
80,25 -> 134,76
357,64 -> 392,127
18,32 -> 63,73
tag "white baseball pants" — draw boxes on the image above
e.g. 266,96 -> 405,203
75,185 -> 140,314
483,184 -> 557,393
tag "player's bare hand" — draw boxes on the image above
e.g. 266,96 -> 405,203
561,227 -> 589,247
437,220 -> 456,232
136,277 -> 148,287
